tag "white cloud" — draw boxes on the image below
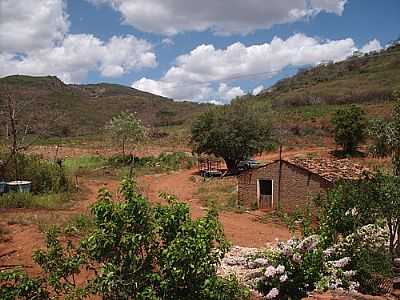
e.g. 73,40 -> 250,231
217,83 -> 245,101
87,0 -> 347,35
161,38 -> 175,46
0,0 -> 69,53
253,85 -> 264,95
132,33 -> 356,102
0,0 -> 157,83
0,34 -> 157,83
360,39 -> 382,53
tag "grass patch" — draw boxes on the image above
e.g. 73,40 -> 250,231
195,177 -> 244,212
63,214 -> 95,237
64,155 -> 107,176
113,152 -> 196,177
0,192 -> 71,209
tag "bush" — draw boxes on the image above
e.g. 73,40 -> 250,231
247,235 -> 358,300
331,105 -> 366,154
63,155 -> 107,176
0,153 -> 70,194
109,152 -> 195,172
0,179 -> 249,300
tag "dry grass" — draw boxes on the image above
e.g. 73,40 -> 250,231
195,177 -> 243,212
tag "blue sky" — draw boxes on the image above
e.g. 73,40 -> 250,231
1,0 -> 399,103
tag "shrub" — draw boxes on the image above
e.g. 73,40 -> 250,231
331,224 -> 392,294
247,235 -> 358,300
0,153 -> 70,194
0,179 -> 249,300
109,152 -> 195,172
331,105 -> 366,154
367,118 -> 393,157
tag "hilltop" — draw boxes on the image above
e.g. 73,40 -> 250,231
0,75 -> 208,137
247,43 -> 400,107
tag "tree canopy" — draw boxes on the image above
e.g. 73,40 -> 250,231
331,105 -> 366,155
191,103 -> 272,170
106,112 -> 146,157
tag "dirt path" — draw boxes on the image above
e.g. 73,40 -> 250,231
138,169 -> 290,247
0,178 -> 120,273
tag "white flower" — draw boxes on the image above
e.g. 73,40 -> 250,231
279,274 -> 288,282
292,253 -> 302,263
343,270 -> 356,277
323,247 -> 335,257
276,265 -> 285,274
296,235 -> 319,252
264,266 -> 276,278
266,288 -> 279,299
332,257 -> 351,268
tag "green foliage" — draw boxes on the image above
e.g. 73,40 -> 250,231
109,152 -> 195,173
0,153 -> 70,194
63,155 -> 107,176
253,236 -> 357,300
367,118 -> 393,157
277,204 -> 314,237
317,173 -> 400,256
0,179 -> 248,300
106,112 -> 146,156
0,192 -> 70,209
391,90 -> 400,175
331,105 -> 366,154
191,102 -> 272,170
0,269 -> 50,300
331,224 -> 392,294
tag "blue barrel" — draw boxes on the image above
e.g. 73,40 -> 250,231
7,181 -> 32,193
0,182 -> 7,193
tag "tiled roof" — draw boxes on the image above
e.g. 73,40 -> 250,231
287,157 -> 370,182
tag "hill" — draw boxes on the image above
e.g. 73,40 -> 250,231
249,43 -> 400,107
0,75 -> 208,137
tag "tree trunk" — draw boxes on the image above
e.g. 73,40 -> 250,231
224,158 -> 238,172
122,136 -> 126,158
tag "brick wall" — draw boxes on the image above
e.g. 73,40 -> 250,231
238,161 -> 332,211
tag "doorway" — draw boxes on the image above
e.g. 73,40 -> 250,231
258,179 -> 273,209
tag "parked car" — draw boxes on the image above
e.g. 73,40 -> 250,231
237,159 -> 259,170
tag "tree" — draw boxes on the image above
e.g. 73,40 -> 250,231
106,112 -> 146,158
0,179 -> 249,300
331,105 -> 366,154
191,102 -> 272,171
391,90 -> 400,176
367,118 -> 393,158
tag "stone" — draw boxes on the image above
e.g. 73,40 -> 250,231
394,277 -> 400,290
393,258 -> 400,268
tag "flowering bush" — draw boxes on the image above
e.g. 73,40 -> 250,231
247,235 -> 357,300
331,224 -> 392,294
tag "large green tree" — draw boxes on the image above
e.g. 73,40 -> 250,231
191,103 -> 272,171
106,112 -> 146,158
331,105 -> 366,154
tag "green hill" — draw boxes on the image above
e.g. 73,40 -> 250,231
0,75 -> 208,137
249,43 -> 400,107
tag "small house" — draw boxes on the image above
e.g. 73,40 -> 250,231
237,157 -> 369,211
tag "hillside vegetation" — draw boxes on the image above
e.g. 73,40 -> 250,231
0,75 -> 208,137
249,43 -> 400,107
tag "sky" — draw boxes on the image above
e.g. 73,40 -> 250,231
0,0 -> 399,104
